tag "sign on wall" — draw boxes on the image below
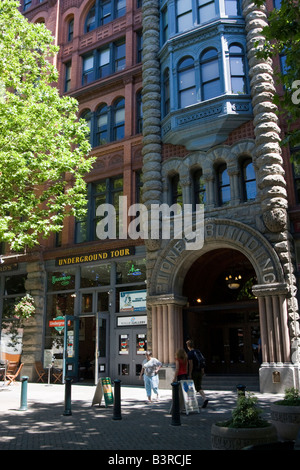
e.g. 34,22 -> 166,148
117,315 -> 147,327
119,290 -> 146,312
56,247 -> 135,266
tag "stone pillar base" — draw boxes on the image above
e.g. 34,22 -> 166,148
158,365 -> 175,390
259,363 -> 300,394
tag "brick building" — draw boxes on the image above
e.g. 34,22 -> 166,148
0,0 -> 299,392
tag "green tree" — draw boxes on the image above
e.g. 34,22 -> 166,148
0,0 -> 94,251
255,0 -> 300,158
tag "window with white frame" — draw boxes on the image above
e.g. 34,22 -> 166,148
82,39 -> 126,85
229,44 -> 247,94
200,48 -> 221,101
178,57 -> 197,108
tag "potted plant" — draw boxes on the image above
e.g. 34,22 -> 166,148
211,393 -> 278,450
271,387 -> 300,441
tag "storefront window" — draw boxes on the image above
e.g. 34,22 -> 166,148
45,293 -> 75,350
4,274 -> 27,296
1,273 -> 27,361
47,268 -> 76,292
80,264 -> 110,288
98,292 -> 109,311
116,258 -> 146,284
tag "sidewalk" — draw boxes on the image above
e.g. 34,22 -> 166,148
0,380 -> 285,453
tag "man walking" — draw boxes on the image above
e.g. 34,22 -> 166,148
186,339 -> 208,408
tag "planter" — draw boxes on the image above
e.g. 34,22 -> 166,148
271,403 -> 300,441
211,423 -> 278,450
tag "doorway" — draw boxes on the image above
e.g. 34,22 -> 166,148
78,289 -> 109,383
114,328 -> 147,385
183,248 -> 260,376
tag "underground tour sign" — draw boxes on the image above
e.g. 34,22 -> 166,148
49,316 -> 71,332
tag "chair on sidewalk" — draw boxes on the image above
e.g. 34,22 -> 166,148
52,367 -> 63,384
35,361 -> 47,383
6,362 -> 24,385
0,360 -> 8,381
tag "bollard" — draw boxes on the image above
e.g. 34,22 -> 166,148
171,382 -> 181,426
19,376 -> 29,411
236,384 -> 246,396
112,379 -> 122,420
63,377 -> 72,416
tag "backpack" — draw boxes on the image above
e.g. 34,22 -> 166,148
194,349 -> 206,371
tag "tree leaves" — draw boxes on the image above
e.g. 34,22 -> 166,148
0,1 -> 94,251
254,0 -> 300,160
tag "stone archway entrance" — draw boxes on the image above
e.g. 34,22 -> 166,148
147,219 -> 294,390
182,248 -> 260,375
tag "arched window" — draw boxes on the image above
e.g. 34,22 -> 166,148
178,57 -> 196,108
200,48 -> 221,101
170,174 -> 183,206
229,44 -> 246,94
85,4 -> 96,32
68,18 -> 74,42
241,159 -> 256,201
163,68 -> 170,116
80,110 -> 92,145
217,163 -> 230,206
96,104 -> 109,146
113,98 -> 125,140
84,0 -> 126,33
193,169 -> 206,207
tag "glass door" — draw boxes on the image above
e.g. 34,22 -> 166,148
79,290 -> 110,383
95,312 -> 109,384
63,315 -> 80,382
116,328 -> 147,385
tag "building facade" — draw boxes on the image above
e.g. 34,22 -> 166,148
141,0 -> 300,392
0,0 -> 299,392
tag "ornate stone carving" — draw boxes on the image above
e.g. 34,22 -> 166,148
141,0 -> 162,248
243,0 -> 287,233
242,0 -> 299,361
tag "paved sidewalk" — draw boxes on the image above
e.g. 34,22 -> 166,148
0,380 -> 285,453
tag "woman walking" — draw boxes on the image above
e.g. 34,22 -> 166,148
173,348 -> 188,382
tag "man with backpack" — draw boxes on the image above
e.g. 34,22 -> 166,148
186,339 -> 208,408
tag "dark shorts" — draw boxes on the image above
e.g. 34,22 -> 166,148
177,374 -> 188,381
192,371 -> 203,392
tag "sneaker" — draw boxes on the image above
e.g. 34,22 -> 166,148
201,399 -> 208,408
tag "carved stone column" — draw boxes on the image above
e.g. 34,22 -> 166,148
142,0 -> 162,213
142,0 -> 163,352
242,0 -> 299,364
253,284 -> 290,364
148,295 -> 186,366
